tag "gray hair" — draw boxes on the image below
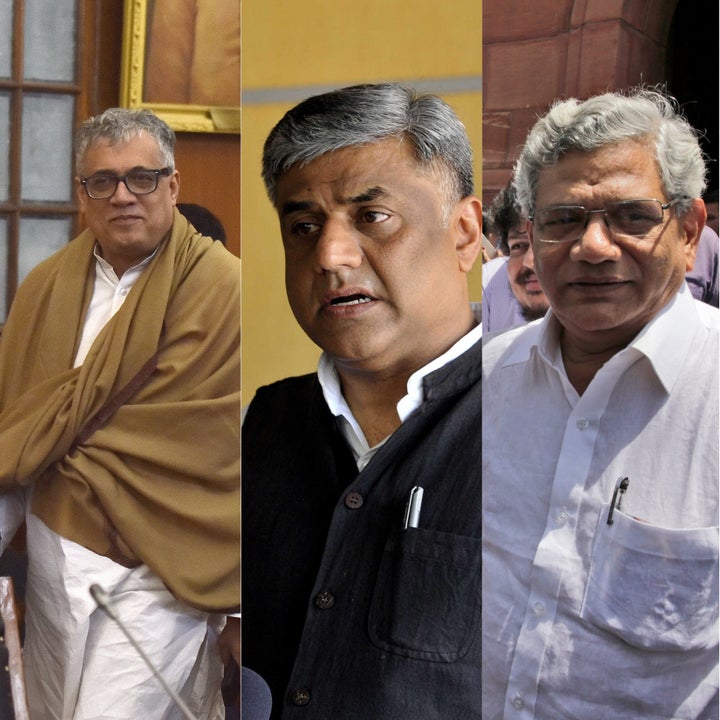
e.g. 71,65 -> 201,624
513,87 -> 707,217
262,83 -> 474,212
75,108 -> 176,175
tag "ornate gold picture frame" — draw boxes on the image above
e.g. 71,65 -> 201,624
120,0 -> 240,134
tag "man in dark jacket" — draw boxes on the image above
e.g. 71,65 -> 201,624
242,83 -> 483,719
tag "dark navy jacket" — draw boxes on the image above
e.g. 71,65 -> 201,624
242,340 -> 482,719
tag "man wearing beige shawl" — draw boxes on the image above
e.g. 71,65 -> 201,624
0,109 -> 240,718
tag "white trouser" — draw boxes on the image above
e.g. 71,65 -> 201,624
23,513 -> 225,720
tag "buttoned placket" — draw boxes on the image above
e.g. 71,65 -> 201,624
503,345 -> 643,718
74,250 -> 155,366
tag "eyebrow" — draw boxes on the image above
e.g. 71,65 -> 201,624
280,186 -> 391,217
280,200 -> 313,217
350,186 -> 390,203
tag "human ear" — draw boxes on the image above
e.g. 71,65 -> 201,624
454,196 -> 483,273
680,198 -> 706,272
169,170 -> 181,205
75,177 -> 88,213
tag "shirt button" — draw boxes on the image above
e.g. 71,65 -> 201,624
314,591 -> 335,609
576,417 -> 589,430
291,687 -> 311,706
344,492 -> 364,509
533,601 -> 545,616
512,694 -> 525,710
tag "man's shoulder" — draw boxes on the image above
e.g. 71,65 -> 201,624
481,256 -> 508,288
257,372 -> 317,393
243,373 -> 338,463
656,289 -> 720,345
482,318 -> 545,378
484,262 -> 510,293
691,296 -> 720,329
18,236 -> 81,287
254,372 -> 319,396
246,373 -> 321,420
193,239 -> 241,284
483,318 -> 542,351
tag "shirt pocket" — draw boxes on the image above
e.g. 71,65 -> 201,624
580,508 -> 719,651
368,527 -> 481,662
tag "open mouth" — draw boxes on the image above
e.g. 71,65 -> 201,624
330,294 -> 372,307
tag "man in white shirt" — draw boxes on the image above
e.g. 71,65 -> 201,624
482,184 -> 549,333
482,87 -> 718,719
0,108 -> 240,718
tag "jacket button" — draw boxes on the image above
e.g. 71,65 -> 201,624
344,492 -> 363,509
291,687 -> 311,706
315,591 -> 335,609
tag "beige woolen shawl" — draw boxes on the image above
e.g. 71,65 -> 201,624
0,210 -> 240,613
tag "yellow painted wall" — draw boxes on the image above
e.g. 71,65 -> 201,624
242,1 -> 482,402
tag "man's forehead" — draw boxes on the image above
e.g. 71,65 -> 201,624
564,140 -> 653,170
279,184 -> 392,215
82,133 -> 162,170
276,141 -> 422,204
85,132 -> 159,158
535,141 -> 662,198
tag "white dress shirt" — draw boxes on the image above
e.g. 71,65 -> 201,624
482,284 -> 719,719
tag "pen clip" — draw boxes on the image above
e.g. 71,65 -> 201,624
606,477 -> 629,525
402,486 -> 424,530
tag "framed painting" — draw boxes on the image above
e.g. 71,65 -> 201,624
120,0 -> 241,133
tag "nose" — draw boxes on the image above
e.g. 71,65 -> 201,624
571,212 -> 621,263
109,178 -> 137,203
522,243 -> 536,271
314,217 -> 363,273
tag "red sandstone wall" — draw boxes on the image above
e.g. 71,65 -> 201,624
482,0 -> 680,206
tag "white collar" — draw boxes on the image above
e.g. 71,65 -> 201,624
318,306 -> 482,464
498,283 -> 719,395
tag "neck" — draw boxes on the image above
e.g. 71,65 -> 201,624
334,308 -> 478,444
99,248 -> 153,279
560,329 -> 631,395
337,369 -> 407,447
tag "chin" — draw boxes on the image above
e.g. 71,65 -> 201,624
520,305 -> 549,322
568,311 -> 645,335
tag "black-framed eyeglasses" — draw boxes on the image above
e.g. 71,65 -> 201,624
530,198 -> 680,244
80,167 -> 172,199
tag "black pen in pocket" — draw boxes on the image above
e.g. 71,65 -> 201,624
606,476 -> 629,525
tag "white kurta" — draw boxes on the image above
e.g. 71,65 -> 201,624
482,285 -> 719,719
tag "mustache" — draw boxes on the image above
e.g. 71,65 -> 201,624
515,269 -> 538,284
